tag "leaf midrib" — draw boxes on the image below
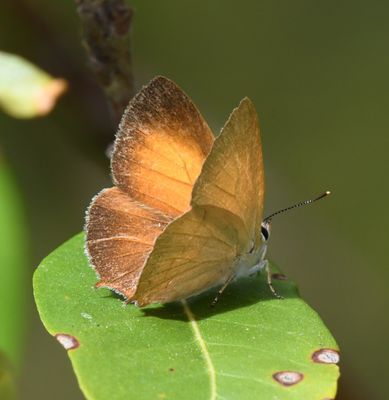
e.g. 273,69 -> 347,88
181,300 -> 217,400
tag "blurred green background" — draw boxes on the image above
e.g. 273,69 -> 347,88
1,0 -> 388,398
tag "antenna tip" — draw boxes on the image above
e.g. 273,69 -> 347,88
325,190 -> 331,195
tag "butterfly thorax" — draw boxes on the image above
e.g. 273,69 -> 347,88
235,241 -> 268,278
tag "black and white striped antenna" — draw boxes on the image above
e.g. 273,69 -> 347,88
263,191 -> 331,223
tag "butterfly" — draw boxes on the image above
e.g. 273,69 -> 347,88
85,76 -> 329,307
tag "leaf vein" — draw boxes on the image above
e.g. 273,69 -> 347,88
182,300 -> 217,400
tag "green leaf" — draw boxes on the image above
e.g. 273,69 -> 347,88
34,233 -> 339,400
0,51 -> 67,119
0,159 -> 27,367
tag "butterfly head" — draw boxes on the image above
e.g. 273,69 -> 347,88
260,220 -> 271,243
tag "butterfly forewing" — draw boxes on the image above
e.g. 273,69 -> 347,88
191,98 -> 264,248
112,76 -> 214,218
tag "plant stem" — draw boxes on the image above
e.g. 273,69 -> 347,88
75,0 -> 135,126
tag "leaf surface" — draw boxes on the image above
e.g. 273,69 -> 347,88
34,233 -> 339,400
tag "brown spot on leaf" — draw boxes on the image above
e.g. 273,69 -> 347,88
272,273 -> 288,280
55,333 -> 79,350
169,368 -> 175,372
273,371 -> 303,386
312,348 -> 340,364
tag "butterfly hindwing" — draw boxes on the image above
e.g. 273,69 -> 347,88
86,187 -> 172,299
133,205 -> 247,306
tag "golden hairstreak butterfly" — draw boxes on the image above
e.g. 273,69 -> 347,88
85,76 -> 329,306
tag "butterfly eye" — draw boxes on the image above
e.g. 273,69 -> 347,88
261,226 -> 269,241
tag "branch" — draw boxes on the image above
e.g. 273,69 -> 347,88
75,0 -> 135,126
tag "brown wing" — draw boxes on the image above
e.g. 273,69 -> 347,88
112,76 -> 214,218
85,187 -> 172,299
191,98 -> 264,247
133,205 -> 247,306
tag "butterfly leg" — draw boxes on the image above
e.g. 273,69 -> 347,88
265,261 -> 284,299
211,273 -> 236,307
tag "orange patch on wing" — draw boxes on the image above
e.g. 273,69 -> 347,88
112,76 -> 214,218
114,128 -> 208,217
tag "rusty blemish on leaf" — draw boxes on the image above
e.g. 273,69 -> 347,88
55,333 -> 79,350
312,348 -> 340,364
272,273 -> 288,280
273,371 -> 303,386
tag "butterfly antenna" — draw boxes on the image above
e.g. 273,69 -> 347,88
264,191 -> 331,223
